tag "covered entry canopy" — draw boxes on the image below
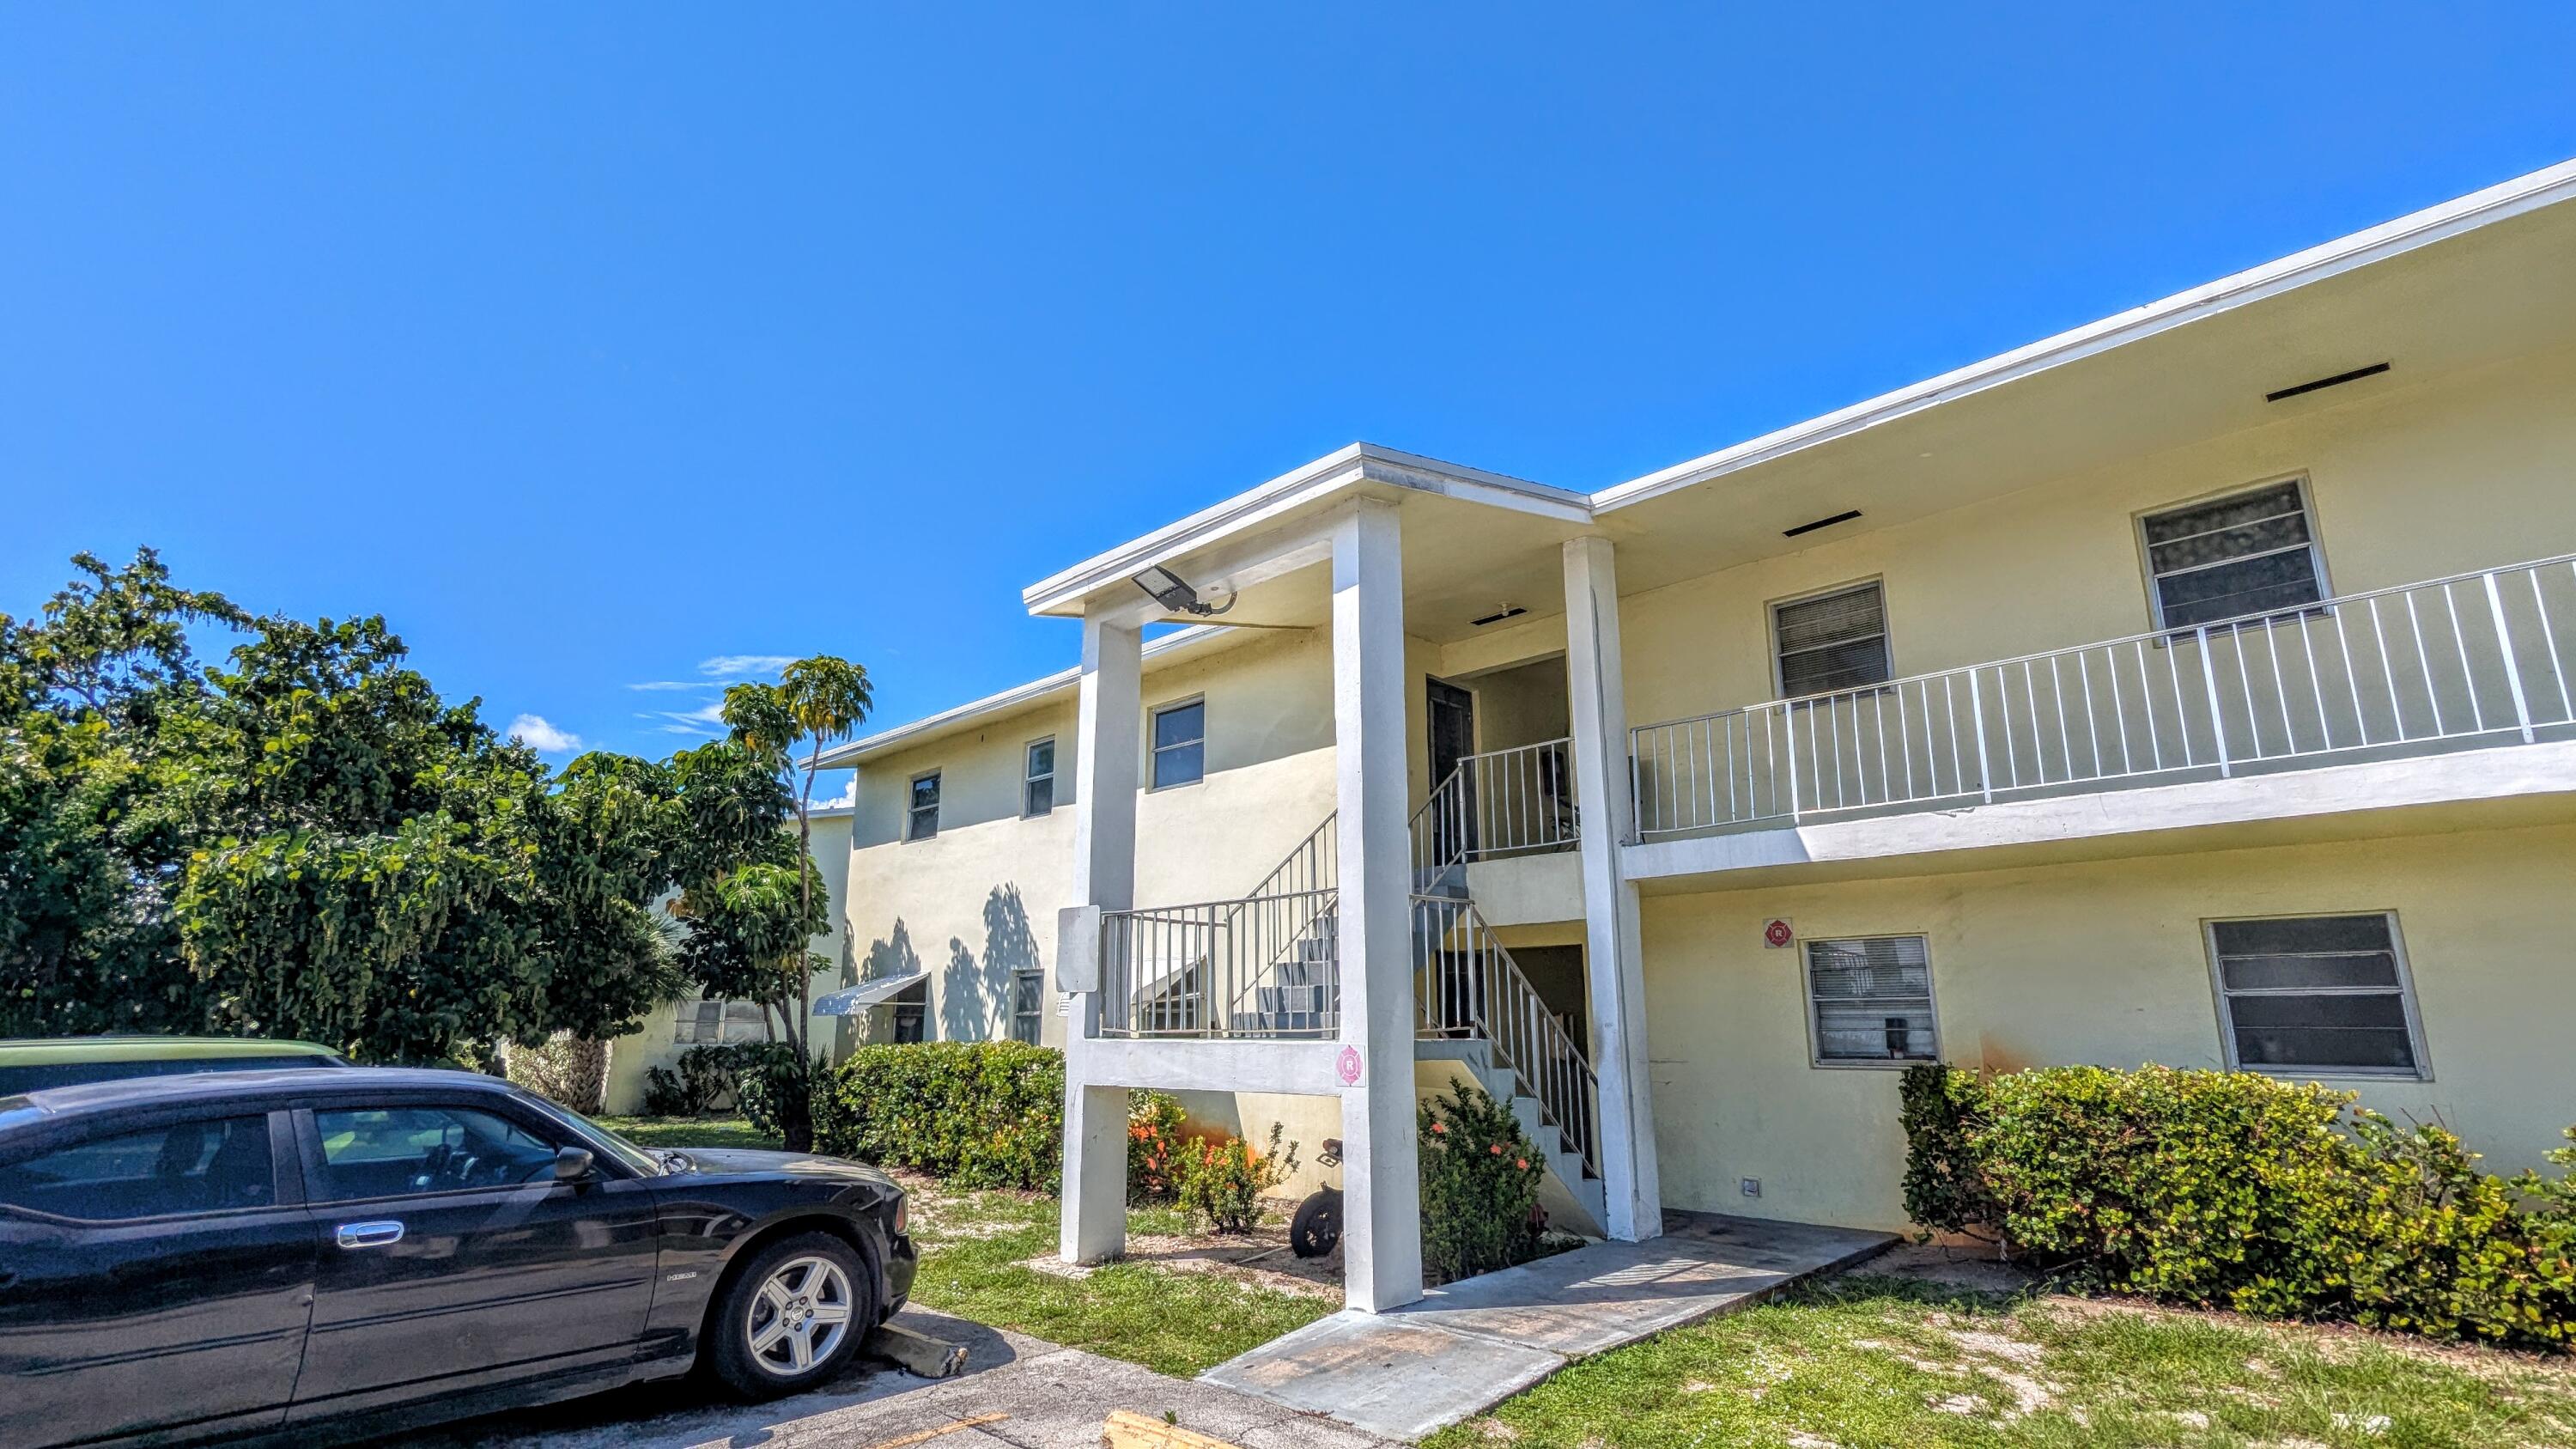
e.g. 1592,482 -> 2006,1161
812,972 -> 927,1016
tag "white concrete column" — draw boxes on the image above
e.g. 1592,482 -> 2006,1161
1563,534 -> 1663,1241
1060,612 -> 1140,1264
1333,501 -> 1425,1312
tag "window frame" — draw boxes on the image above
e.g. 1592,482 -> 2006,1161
1148,697 -> 1206,791
0,1108 -> 298,1225
2134,472 -> 2335,634
1799,931 -> 1942,1069
2202,910 -> 2431,1081
1010,968 -> 1045,1044
1768,577 -> 1895,702
1022,736 -> 1057,819
906,769 -> 942,842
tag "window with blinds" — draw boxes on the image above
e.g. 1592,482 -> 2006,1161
2208,913 -> 2424,1076
1802,935 -> 1939,1064
1011,969 -> 1044,1044
674,999 -> 768,1044
2140,479 -> 2327,630
1773,583 -> 1892,698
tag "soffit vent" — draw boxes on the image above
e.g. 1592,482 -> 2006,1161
1783,508 -> 1862,539
2266,361 -> 2390,402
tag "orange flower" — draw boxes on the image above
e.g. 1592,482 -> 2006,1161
1489,1143 -> 1503,1155
1516,1158 -> 1528,1171
1430,1122 -> 1447,1135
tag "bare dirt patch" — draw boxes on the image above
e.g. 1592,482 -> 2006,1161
1022,1215 -> 1346,1299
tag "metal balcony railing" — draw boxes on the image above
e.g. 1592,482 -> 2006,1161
1099,887 -> 1340,1038
1631,553 -> 2576,837
1413,894 -> 1600,1177
1410,738 -> 1580,889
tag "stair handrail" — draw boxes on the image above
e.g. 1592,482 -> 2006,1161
1211,812 -> 1340,1031
1408,738 -> 1581,886
1410,892 -> 1601,1178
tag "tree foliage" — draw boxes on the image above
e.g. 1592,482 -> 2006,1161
1,550 -> 685,1063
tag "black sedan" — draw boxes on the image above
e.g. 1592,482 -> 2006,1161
0,1066 -> 915,1447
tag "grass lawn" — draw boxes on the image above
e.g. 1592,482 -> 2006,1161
1426,1273 -> 2576,1449
593,1114 -> 781,1150
588,1115 -> 1333,1378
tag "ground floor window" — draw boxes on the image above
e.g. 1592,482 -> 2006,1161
1802,935 -> 1938,1064
1011,969 -> 1044,1044
889,979 -> 927,1044
2206,912 -> 2425,1077
675,999 -> 768,1044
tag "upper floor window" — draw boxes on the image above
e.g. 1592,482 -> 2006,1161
1024,738 -> 1056,818
1773,583 -> 1891,698
1011,969 -> 1044,1044
907,770 -> 941,840
2140,478 -> 2327,630
1803,934 -> 1939,1065
2207,912 -> 2425,1078
1151,700 -> 1205,788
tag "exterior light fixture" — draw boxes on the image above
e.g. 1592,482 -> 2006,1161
1131,565 -> 1235,618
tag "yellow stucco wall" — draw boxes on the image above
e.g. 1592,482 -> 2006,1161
1610,343 -> 2576,731
1642,820 -> 2576,1231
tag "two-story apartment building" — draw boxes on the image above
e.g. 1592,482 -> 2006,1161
821,159 -> 2576,1312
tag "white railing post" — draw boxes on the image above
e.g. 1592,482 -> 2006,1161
2484,570 -> 2537,743
2197,625 -> 2233,778
1969,670 -> 1993,803
1782,703 -> 1803,823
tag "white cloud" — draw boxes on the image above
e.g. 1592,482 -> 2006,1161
626,679 -> 711,691
507,714 -> 583,753
699,654 -> 795,678
810,778 -> 856,809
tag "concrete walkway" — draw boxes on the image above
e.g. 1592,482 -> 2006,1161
386,1307 -> 1394,1449
1200,1212 -> 1897,1441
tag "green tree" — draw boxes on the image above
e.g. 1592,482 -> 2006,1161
653,657 -> 870,1151
2,550 -> 685,1066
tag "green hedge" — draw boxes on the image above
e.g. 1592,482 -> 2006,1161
1901,1062 -> 2576,1347
814,1042 -> 1063,1190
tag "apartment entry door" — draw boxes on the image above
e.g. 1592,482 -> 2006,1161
1426,678 -> 1477,863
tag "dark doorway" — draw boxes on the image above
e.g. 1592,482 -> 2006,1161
1426,677 -> 1478,863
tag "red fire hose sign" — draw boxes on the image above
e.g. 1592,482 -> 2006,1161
1336,1045 -> 1364,1085
1763,917 -> 1795,949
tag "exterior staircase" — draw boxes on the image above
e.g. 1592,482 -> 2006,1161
1408,754 -> 1606,1235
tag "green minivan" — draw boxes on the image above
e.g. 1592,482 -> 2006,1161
0,1036 -> 348,1095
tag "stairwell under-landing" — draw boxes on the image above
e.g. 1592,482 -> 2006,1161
1200,1211 -> 1898,1441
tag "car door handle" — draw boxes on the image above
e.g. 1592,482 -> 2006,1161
335,1220 -> 405,1250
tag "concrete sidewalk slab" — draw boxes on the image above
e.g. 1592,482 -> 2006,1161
1200,1212 -> 1896,1441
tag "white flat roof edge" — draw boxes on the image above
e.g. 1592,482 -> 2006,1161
1018,442 -> 1588,617
1590,156 -> 2576,513
812,623 -> 1241,769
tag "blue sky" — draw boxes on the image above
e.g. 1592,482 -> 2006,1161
6,6 -> 2573,799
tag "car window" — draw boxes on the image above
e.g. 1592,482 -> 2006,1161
311,1105 -> 565,1202
0,1116 -> 276,1221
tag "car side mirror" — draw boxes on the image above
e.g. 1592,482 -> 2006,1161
553,1147 -> 596,1183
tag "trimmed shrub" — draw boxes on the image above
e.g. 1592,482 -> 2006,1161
1176,1123 -> 1297,1233
641,1043 -> 744,1117
1127,1090 -> 1187,1204
1901,1062 -> 2576,1347
815,1042 -> 1064,1190
1419,1081 -> 1546,1283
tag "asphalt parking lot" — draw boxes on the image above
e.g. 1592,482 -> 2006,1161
375,1307 -> 1391,1449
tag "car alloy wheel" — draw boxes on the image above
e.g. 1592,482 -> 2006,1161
743,1255 -> 854,1376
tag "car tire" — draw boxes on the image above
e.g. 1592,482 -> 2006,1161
704,1231 -> 878,1400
